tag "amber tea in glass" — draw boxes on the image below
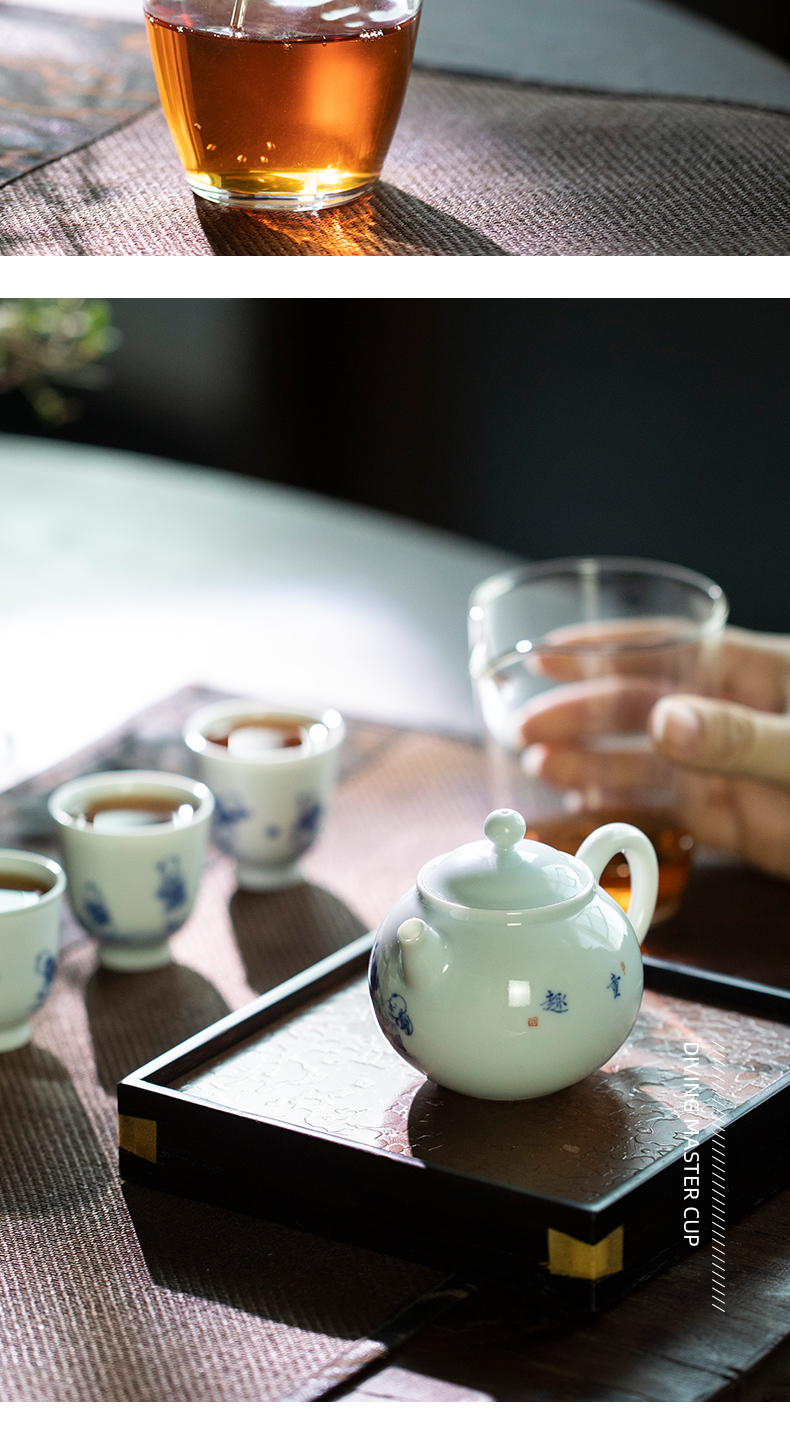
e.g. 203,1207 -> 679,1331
522,809 -> 695,925
469,558 -> 729,929
144,0 -> 421,210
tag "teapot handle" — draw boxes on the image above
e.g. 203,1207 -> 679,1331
576,823 -> 659,945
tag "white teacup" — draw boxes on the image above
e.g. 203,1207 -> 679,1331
184,699 -> 345,891
48,770 -> 214,972
0,848 -> 66,1052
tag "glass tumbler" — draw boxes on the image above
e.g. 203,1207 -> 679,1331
144,0 -> 422,211
469,557 -> 729,926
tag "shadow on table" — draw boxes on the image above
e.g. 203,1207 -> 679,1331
0,1045 -> 112,1214
229,880 -> 367,994
86,879 -> 366,1091
122,1178 -> 440,1340
193,182 -> 508,255
86,962 -> 231,1095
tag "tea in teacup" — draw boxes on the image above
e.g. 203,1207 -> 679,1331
74,792 -> 198,831
206,715 -> 312,753
0,870 -> 55,912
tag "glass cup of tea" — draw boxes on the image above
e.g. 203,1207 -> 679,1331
144,0 -> 422,211
468,558 -> 729,927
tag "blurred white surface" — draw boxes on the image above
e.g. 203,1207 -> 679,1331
9,0 -> 790,109
0,437 -> 514,786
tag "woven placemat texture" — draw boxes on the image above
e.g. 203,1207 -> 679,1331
0,4 -> 156,187
0,686 -> 485,1403
1,66 -> 790,254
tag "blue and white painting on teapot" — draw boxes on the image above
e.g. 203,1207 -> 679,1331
369,809 -> 659,1100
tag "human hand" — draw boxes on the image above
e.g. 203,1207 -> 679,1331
519,626 -> 790,881
648,628 -> 790,878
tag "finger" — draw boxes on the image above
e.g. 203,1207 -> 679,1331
650,694 -> 790,787
725,778 -> 790,878
527,619 -> 721,682
530,624 -> 790,704
675,770 -> 790,880
674,770 -> 740,854
518,676 -> 668,746
524,743 -> 672,791
717,627 -> 790,712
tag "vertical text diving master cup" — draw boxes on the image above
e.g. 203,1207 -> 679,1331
48,771 -> 214,972
0,849 -> 65,1052
184,699 -> 345,890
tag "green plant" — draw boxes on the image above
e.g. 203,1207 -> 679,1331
0,299 -> 120,426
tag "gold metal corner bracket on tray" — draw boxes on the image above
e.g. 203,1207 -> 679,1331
118,1114 -> 157,1164
547,1225 -> 623,1280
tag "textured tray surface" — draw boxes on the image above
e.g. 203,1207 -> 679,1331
178,976 -> 790,1204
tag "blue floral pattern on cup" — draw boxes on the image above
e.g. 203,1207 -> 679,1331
214,792 -> 251,830
33,949 -> 56,1009
82,881 -> 112,929
155,856 -> 187,913
213,791 -> 251,857
293,793 -> 323,843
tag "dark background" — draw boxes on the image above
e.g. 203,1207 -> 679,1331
677,0 -> 790,60
1,299 -> 788,633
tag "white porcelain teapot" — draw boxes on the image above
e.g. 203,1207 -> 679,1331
369,810 -> 659,1100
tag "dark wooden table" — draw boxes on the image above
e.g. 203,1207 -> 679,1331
329,858 -> 790,1402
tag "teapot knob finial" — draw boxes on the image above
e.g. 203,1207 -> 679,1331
484,809 -> 526,852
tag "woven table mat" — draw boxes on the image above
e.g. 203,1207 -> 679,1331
0,685 -> 485,1404
0,3 -> 156,187
2,66 -> 790,254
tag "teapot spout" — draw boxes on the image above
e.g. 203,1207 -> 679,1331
397,917 -> 445,991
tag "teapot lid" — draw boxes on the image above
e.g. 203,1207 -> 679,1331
419,810 -> 591,912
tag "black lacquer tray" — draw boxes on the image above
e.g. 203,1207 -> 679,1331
118,938 -> 790,1311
